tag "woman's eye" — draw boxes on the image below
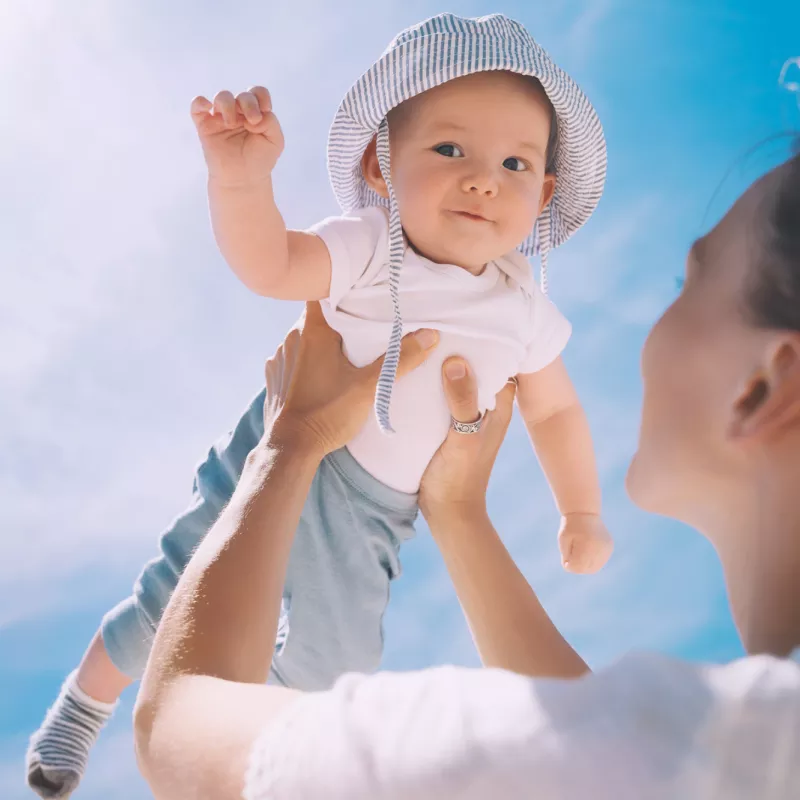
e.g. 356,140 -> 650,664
503,157 -> 528,172
435,143 -> 464,158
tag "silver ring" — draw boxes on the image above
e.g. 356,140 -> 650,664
451,412 -> 484,435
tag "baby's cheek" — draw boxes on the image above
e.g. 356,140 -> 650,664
396,178 -> 438,227
505,185 -> 541,237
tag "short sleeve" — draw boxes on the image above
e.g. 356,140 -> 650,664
518,283 -> 572,374
308,206 -> 388,308
243,653 -> 800,800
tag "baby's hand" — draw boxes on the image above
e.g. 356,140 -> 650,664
190,86 -> 284,188
558,513 -> 613,574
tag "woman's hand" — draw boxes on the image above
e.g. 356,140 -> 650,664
265,301 -> 439,457
419,361 -> 588,678
420,358 -> 516,525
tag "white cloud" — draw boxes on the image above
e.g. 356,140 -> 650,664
0,0 -> 358,613
1,2 -> 752,794
564,0 -> 616,63
779,56 -> 800,104
0,0 -> 658,624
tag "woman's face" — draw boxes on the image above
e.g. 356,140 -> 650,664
627,178 -> 773,526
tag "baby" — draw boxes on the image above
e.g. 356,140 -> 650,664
27,14 -> 611,799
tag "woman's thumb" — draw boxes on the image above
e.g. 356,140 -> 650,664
443,358 -> 480,423
392,328 -> 439,380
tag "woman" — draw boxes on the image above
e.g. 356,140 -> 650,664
134,152 -> 800,798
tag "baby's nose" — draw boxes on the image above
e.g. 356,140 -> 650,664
460,169 -> 498,197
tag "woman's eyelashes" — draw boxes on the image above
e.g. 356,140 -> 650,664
433,144 -> 531,172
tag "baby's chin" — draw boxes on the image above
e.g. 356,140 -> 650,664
405,217 -> 532,271
408,236 -> 510,273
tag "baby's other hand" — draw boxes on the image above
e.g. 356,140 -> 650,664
558,513 -> 613,574
190,86 -> 284,187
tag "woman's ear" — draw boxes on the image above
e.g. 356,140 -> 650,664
728,335 -> 800,441
361,137 -> 389,199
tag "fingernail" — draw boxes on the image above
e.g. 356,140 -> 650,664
445,359 -> 466,380
415,329 -> 438,349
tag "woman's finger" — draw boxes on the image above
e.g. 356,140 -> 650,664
493,381 -> 517,426
299,300 -> 342,345
394,329 -> 439,380
365,329 -> 439,388
302,300 -> 327,330
442,357 -> 480,424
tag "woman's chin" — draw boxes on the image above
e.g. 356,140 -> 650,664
625,452 -> 652,510
626,452 -> 679,518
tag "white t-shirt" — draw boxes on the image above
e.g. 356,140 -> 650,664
310,207 -> 572,494
244,649 -> 800,799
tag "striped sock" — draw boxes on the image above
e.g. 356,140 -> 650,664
26,671 -> 118,799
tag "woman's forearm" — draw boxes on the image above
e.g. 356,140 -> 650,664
138,430 -> 321,700
428,508 -> 588,679
134,429 -> 321,796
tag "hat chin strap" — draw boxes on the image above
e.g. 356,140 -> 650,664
374,117 -> 404,435
538,208 -> 551,296
372,118 -> 552,435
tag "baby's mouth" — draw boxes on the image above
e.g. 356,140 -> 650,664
449,209 -> 491,222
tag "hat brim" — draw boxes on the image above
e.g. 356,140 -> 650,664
327,27 -> 607,258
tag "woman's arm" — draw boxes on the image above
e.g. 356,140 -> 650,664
420,360 -> 587,679
430,508 -> 588,678
133,303 -> 438,800
133,435 -> 319,800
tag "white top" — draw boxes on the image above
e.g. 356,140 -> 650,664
310,207 -> 572,493
244,649 -> 800,799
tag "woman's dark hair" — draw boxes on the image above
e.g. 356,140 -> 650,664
749,142 -> 800,332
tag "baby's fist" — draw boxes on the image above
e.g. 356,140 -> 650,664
190,86 -> 285,186
558,513 -> 613,574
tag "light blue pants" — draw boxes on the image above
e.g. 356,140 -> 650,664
101,389 -> 418,691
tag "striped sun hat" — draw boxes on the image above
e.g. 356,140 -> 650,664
327,13 -> 607,434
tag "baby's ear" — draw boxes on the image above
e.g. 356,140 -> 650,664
539,174 -> 557,215
360,137 -> 390,199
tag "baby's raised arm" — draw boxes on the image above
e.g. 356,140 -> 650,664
191,86 -> 331,301
516,358 -> 613,573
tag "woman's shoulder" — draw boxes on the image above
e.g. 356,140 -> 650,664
244,655 -> 800,799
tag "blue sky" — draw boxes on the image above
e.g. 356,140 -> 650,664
1,0 -> 798,796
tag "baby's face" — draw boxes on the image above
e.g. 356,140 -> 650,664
373,71 -> 556,273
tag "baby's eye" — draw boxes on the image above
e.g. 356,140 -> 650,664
435,143 -> 464,158
503,157 -> 528,172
